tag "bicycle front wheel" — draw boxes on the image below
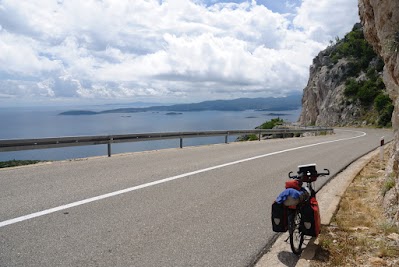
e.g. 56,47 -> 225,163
288,209 -> 304,255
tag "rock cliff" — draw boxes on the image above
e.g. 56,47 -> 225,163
359,0 -> 399,222
298,46 -> 361,126
299,24 -> 389,127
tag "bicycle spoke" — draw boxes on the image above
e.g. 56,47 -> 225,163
289,209 -> 304,255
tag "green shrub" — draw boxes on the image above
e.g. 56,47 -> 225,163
382,177 -> 396,196
247,134 -> 259,141
330,27 -> 378,80
366,68 -> 377,79
375,94 -> 391,112
333,25 -> 393,127
331,54 -> 340,64
344,78 -> 360,97
0,160 -> 44,168
375,58 -> 384,72
372,93 -> 393,127
357,80 -> 380,106
377,102 -> 394,127
259,118 -> 284,129
332,30 -> 373,59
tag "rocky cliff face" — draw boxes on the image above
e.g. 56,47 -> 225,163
299,25 -> 386,127
359,0 -> 399,222
299,44 -> 362,126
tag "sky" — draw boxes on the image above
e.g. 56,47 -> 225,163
0,0 -> 359,106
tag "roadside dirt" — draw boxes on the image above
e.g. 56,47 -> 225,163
310,144 -> 399,267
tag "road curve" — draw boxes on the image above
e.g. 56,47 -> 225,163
0,128 -> 393,267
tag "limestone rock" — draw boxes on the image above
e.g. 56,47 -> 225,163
369,256 -> 386,266
359,0 -> 399,223
298,26 -> 378,127
387,232 -> 399,241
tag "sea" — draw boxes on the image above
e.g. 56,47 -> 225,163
0,106 -> 301,161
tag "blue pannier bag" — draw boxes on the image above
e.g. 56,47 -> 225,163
272,188 -> 301,232
272,188 -> 309,232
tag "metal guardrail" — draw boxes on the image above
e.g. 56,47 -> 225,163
0,127 -> 333,157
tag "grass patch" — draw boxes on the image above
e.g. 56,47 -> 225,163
0,160 -> 45,168
311,144 -> 399,267
382,176 -> 396,196
379,221 -> 399,235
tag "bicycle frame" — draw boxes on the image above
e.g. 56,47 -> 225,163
286,165 -> 330,255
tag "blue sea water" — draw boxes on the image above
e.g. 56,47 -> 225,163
0,106 -> 301,161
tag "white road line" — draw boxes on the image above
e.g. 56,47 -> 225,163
0,130 -> 366,228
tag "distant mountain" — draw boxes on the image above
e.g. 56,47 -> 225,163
59,95 -> 301,115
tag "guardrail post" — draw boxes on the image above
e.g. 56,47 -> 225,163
225,132 -> 229,144
180,137 -> 183,148
258,130 -> 261,141
108,137 -> 113,157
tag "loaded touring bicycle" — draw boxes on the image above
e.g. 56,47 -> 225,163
271,164 -> 330,254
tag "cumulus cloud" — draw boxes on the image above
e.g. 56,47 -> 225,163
0,0 -> 359,104
0,31 -> 62,76
294,0 -> 359,41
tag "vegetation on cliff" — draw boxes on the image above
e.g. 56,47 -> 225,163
332,25 -> 393,127
299,24 -> 393,127
330,26 -> 377,76
344,71 -> 393,127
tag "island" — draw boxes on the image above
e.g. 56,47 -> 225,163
59,95 -> 301,115
59,110 -> 98,115
165,112 -> 183,115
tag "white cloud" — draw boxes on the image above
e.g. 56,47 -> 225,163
0,31 -> 62,76
294,0 -> 359,41
0,0 -> 359,104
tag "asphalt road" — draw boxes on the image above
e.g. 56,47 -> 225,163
0,128 -> 393,267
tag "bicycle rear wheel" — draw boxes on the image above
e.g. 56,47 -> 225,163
288,209 -> 304,255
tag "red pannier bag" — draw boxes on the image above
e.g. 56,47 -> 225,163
285,179 -> 302,190
300,196 -> 321,237
271,201 -> 288,232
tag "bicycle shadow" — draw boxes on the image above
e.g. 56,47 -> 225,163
277,251 -> 300,267
274,236 -> 312,267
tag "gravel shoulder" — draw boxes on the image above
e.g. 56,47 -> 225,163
308,143 -> 399,267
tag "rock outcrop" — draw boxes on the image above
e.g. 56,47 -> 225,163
299,45 -> 362,126
299,24 -> 387,127
359,0 -> 399,222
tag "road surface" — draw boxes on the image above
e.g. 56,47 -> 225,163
0,128 -> 393,266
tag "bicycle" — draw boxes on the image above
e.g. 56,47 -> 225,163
286,164 -> 330,254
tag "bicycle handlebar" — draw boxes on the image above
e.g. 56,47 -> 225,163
319,169 -> 330,176
288,168 -> 330,179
